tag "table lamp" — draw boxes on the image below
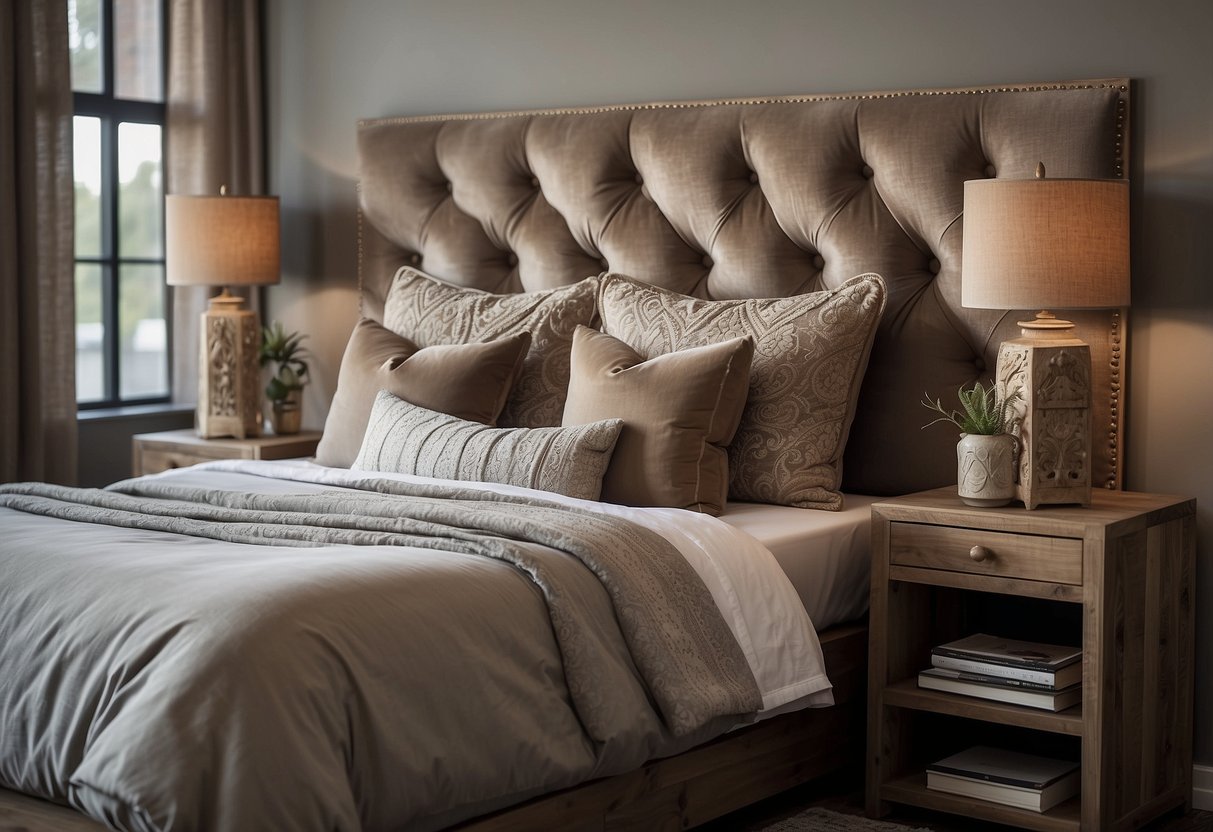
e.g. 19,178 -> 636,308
962,163 -> 1129,510
166,189 -> 280,439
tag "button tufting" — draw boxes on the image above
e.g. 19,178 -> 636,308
813,254 -> 825,270
445,181 -> 453,193
861,164 -> 874,179
749,171 -> 759,185
410,253 -> 421,265
530,177 -> 540,188
702,255 -> 713,268
634,173 -> 643,185
507,253 -> 518,267
928,258 -> 941,275
599,258 -> 609,270
975,357 -> 986,372
984,164 -> 997,178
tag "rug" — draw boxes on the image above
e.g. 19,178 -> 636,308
755,807 -> 934,831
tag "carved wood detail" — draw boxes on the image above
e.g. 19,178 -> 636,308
997,339 -> 1092,510
197,306 -> 262,439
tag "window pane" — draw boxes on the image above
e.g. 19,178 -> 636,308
114,0 -> 163,102
119,263 -> 168,399
68,0 -> 104,93
118,122 -> 163,258
73,116 -> 104,258
75,263 -> 106,402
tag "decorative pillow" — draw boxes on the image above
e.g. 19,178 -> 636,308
382,267 -> 598,429
315,319 -> 530,468
354,391 -> 623,502
597,273 -> 887,510
562,326 -> 754,516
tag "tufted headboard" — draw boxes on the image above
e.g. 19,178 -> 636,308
357,79 -> 1129,497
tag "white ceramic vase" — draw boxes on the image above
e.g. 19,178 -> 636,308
956,433 -> 1016,507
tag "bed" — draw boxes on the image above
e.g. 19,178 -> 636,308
0,79 -> 1129,831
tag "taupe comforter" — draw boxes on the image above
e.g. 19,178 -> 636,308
0,468 -> 762,831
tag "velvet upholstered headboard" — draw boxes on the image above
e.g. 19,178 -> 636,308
356,79 -> 1129,497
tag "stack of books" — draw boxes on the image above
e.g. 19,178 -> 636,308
927,746 -> 1080,812
917,633 -> 1082,712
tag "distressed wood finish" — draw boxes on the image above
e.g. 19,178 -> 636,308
455,622 -> 868,832
890,522 -> 1083,585
132,429 -> 322,476
868,489 -> 1196,831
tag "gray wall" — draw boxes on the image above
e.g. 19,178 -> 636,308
265,0 -> 1213,760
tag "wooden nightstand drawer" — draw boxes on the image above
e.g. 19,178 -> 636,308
889,522 -> 1082,586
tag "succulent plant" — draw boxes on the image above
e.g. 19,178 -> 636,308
922,380 -> 1020,436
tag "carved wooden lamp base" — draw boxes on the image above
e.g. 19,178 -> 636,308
196,289 -> 262,439
997,311 -> 1092,510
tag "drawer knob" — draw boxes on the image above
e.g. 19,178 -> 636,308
969,545 -> 992,563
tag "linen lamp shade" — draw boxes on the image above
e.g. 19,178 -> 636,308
960,166 -> 1130,510
166,192 -> 281,439
166,195 -> 281,288
962,176 -> 1129,312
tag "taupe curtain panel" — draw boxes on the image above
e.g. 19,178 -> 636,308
0,0 -> 77,485
166,0 -> 265,404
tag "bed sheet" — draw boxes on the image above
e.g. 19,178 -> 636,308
720,496 -> 876,631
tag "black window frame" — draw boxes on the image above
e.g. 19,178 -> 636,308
73,0 -> 171,410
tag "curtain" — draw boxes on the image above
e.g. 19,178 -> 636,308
166,0 -> 264,404
0,0 -> 77,485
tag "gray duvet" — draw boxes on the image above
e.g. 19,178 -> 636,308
0,471 -> 760,831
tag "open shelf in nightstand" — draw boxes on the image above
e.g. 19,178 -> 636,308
882,772 -> 1081,832
866,488 -> 1196,831
883,678 -> 1083,736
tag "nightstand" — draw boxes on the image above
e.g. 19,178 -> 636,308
132,429 -> 323,476
866,487 -> 1196,831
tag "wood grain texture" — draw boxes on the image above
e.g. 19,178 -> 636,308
132,429 -> 322,475
881,773 -> 1081,832
890,522 -> 1082,585
869,488 -> 1196,832
887,564 -> 1084,603
0,791 -> 107,832
458,623 -> 869,832
882,679 -> 1083,736
874,487 -> 1193,538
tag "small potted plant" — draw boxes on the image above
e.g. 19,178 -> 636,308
260,321 -> 309,435
922,381 -> 1021,507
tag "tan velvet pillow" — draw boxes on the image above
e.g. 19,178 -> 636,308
382,267 -> 598,428
562,325 -> 754,515
355,391 -> 622,502
315,318 -> 530,468
597,273 -> 887,510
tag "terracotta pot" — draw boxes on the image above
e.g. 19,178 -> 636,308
956,433 -> 1016,507
269,391 -> 302,435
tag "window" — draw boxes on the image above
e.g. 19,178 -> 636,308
69,0 -> 169,407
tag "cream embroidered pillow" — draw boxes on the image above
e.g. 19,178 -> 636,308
354,391 -> 622,502
382,267 -> 598,428
597,273 -> 887,510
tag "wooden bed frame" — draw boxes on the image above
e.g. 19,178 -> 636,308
454,622 -> 868,832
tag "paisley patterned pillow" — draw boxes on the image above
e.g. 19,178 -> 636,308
354,391 -> 622,502
382,267 -> 598,428
597,273 -> 887,510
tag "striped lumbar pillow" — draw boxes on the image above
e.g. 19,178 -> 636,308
353,390 -> 622,502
